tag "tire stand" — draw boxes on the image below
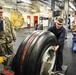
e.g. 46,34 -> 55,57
48,65 -> 68,75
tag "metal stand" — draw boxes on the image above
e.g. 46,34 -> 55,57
61,65 -> 68,74
49,65 -> 68,75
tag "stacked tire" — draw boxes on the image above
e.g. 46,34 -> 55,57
12,30 -> 57,75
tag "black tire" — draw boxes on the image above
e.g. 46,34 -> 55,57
12,30 -> 41,75
12,30 -> 57,75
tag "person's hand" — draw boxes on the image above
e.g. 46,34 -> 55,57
53,45 -> 59,52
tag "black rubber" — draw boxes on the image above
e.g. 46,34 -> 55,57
12,30 -> 41,75
12,30 -> 57,75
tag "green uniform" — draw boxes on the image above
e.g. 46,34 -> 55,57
0,16 -> 16,55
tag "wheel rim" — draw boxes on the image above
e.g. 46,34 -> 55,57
40,46 -> 56,75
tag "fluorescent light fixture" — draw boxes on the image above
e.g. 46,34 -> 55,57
31,9 -> 36,12
69,8 -> 73,11
3,5 -> 13,9
69,2 -> 76,11
21,0 -> 32,4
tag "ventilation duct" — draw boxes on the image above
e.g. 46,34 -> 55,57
5,0 -> 12,3
69,2 -> 76,11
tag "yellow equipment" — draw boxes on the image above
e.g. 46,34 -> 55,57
0,56 -> 7,63
10,10 -> 24,29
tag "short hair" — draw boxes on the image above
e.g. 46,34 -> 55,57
57,18 -> 63,23
68,14 -> 70,17
0,6 -> 3,9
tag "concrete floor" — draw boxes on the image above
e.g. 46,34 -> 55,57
13,28 -> 76,75
63,31 -> 76,75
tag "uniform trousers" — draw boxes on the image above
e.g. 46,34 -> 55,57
0,43 -> 13,56
55,43 -> 64,71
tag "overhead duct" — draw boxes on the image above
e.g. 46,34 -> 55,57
19,0 -> 40,13
69,1 -> 76,11
39,0 -> 51,8
39,0 -> 61,10
5,0 -> 12,3
55,1 -> 64,9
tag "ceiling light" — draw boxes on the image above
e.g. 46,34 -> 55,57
21,0 -> 32,4
31,10 -> 36,12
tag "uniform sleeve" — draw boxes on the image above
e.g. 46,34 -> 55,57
10,22 -> 16,40
57,29 -> 66,45
47,26 -> 53,32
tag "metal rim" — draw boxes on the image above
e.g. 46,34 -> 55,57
40,46 -> 56,75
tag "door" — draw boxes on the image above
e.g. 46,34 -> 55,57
34,16 -> 38,26
27,16 -> 31,28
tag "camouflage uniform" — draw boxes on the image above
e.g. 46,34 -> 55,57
0,16 -> 16,55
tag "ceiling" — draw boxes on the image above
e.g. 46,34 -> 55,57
0,0 -> 76,13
